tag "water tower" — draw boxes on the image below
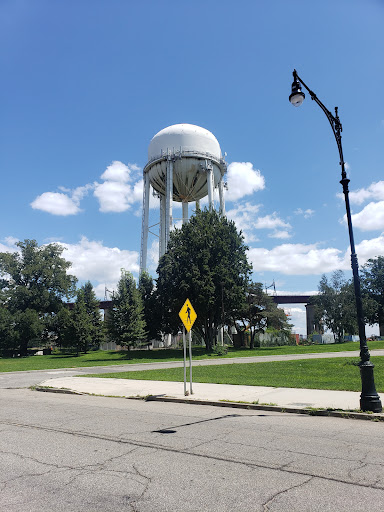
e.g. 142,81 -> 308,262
140,123 -> 227,272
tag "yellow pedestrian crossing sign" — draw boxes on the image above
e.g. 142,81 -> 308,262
179,298 -> 197,332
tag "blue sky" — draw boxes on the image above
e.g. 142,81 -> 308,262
1,0 -> 383,335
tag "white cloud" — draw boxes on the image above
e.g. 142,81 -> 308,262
59,237 -> 139,286
227,202 -> 261,220
31,161 -> 142,216
339,181 -> 384,205
31,192 -> 82,216
253,213 -> 291,230
226,202 -> 262,242
71,184 -> 93,203
4,236 -> 19,246
248,233 -> 384,276
294,208 -> 314,218
31,184 -> 93,216
248,243 -> 343,275
349,201 -> 384,231
225,162 -> 265,201
227,204 -> 291,243
351,233 -> 384,264
94,161 -> 146,213
284,306 -> 307,335
0,238 -> 19,253
269,230 -> 292,239
100,161 -> 139,182
93,181 -> 133,213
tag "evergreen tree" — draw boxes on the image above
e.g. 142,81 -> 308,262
72,289 -> 94,355
53,284 -> 105,354
138,271 -> 159,342
107,270 -> 146,350
266,303 -> 293,333
53,306 -> 75,350
81,281 -> 105,349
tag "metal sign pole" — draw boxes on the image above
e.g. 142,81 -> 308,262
179,299 -> 197,397
183,327 -> 187,396
188,330 -> 193,395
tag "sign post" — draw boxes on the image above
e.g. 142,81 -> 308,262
182,327 -> 187,396
179,299 -> 197,396
188,330 -> 192,394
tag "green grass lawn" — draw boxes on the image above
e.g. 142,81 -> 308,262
1,340 -> 383,373
83,357 -> 384,393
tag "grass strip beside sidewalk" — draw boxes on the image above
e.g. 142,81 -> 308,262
1,341 -> 383,373
82,356 -> 384,393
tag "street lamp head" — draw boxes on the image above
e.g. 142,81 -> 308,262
289,74 -> 305,107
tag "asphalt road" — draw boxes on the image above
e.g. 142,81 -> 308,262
0,388 -> 383,511
1,349 -> 384,389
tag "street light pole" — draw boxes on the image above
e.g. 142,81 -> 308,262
289,69 -> 382,413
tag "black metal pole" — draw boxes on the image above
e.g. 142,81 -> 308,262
290,70 -> 382,412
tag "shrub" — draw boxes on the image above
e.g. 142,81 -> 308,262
212,344 -> 228,356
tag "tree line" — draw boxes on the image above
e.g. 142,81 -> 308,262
0,210 -> 292,356
312,256 -> 384,342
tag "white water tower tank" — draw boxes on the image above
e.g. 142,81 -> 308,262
145,123 -> 226,202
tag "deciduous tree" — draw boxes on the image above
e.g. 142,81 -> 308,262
361,256 -> 384,336
315,271 -> 357,342
0,307 -> 16,356
156,209 -> 252,351
0,240 -> 77,355
235,282 -> 291,348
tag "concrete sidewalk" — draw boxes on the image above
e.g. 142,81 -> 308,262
38,376 -> 384,419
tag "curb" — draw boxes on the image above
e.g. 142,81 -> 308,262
34,386 -> 384,422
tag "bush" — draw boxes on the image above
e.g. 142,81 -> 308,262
212,344 -> 228,356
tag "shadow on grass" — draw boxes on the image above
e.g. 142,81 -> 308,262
47,348 -> 209,362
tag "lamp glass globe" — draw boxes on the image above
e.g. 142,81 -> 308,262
289,91 -> 305,107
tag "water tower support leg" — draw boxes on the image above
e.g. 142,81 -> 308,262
206,161 -> 214,209
159,195 -> 166,258
140,172 -> 150,273
165,159 -> 173,250
219,179 -> 225,216
182,201 -> 188,224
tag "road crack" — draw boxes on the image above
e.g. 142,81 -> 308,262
262,476 -> 313,511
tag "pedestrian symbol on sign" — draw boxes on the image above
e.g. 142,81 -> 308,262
179,299 -> 197,332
